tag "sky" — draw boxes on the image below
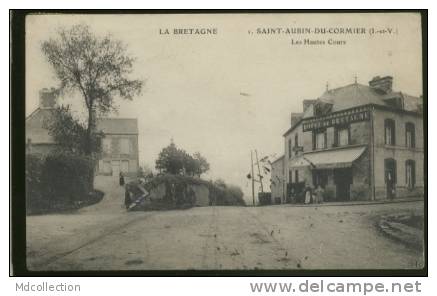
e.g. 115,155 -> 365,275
25,13 -> 423,203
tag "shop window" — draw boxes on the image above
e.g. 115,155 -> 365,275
313,128 -> 327,150
384,119 -> 396,145
335,125 -> 350,147
288,139 -> 292,158
405,122 -> 415,148
405,160 -> 416,188
313,170 -> 328,188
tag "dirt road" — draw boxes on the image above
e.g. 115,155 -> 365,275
26,177 -> 424,271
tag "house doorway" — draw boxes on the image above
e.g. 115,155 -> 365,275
334,168 -> 352,201
384,158 -> 397,199
111,160 -> 120,177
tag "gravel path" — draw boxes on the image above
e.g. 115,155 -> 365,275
26,177 -> 424,271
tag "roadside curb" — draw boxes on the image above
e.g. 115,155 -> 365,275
268,197 -> 424,208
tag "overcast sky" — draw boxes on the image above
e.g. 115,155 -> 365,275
25,13 -> 423,202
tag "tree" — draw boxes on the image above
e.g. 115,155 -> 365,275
192,152 -> 210,177
41,24 -> 143,155
44,105 -> 103,155
155,143 -> 210,177
155,142 -> 184,174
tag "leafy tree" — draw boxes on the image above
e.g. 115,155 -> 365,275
41,24 -> 143,155
155,142 -> 184,174
155,143 -> 210,177
44,105 -> 103,155
193,152 -> 210,177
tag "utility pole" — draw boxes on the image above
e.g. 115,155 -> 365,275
255,149 -> 264,193
251,150 -> 255,206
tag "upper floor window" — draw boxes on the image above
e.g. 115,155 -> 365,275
102,138 -> 111,154
120,138 -> 130,154
335,126 -> 350,147
288,139 -> 292,158
384,119 -> 396,145
405,160 -> 416,188
405,122 -> 416,148
313,129 -> 327,150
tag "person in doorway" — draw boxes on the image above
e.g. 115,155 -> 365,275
289,188 -> 296,204
315,185 -> 324,204
304,183 -> 312,204
119,172 -> 125,186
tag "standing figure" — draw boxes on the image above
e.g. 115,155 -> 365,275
315,185 -> 324,204
119,172 -> 125,186
304,183 -> 312,204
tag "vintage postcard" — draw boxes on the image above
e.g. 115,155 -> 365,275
15,11 -> 426,274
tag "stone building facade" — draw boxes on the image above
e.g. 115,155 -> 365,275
26,88 -> 140,177
273,76 -> 424,202
96,118 -> 139,177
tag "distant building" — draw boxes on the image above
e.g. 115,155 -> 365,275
270,155 -> 285,203
25,88 -> 59,156
96,118 -> 139,177
272,75 -> 424,202
26,88 -> 140,177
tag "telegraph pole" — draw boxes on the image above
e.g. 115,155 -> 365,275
255,149 -> 264,193
251,150 -> 255,206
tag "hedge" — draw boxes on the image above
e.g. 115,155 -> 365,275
127,174 -> 246,210
26,152 -> 96,214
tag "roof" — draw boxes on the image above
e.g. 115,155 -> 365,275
25,108 -> 56,144
96,118 -> 138,135
318,83 -> 421,112
271,155 -> 285,164
283,117 -> 303,137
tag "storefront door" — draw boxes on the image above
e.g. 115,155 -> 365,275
334,168 -> 352,201
384,159 -> 396,199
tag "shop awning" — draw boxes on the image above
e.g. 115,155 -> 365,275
289,155 -> 313,168
303,146 -> 366,169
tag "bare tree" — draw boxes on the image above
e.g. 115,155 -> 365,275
41,24 -> 143,155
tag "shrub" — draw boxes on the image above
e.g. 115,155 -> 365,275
26,152 -> 95,214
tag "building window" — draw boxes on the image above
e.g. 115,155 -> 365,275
294,134 -> 299,155
384,119 -> 396,145
295,170 -> 299,183
121,160 -> 129,173
288,139 -> 292,158
120,138 -> 130,154
102,138 -> 111,154
289,169 -> 292,183
405,122 -> 415,148
406,160 -> 416,188
335,126 -> 350,147
313,129 -> 327,150
103,160 -> 111,174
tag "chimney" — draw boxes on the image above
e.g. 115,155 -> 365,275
369,76 -> 393,94
302,99 -> 317,112
39,88 -> 58,109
